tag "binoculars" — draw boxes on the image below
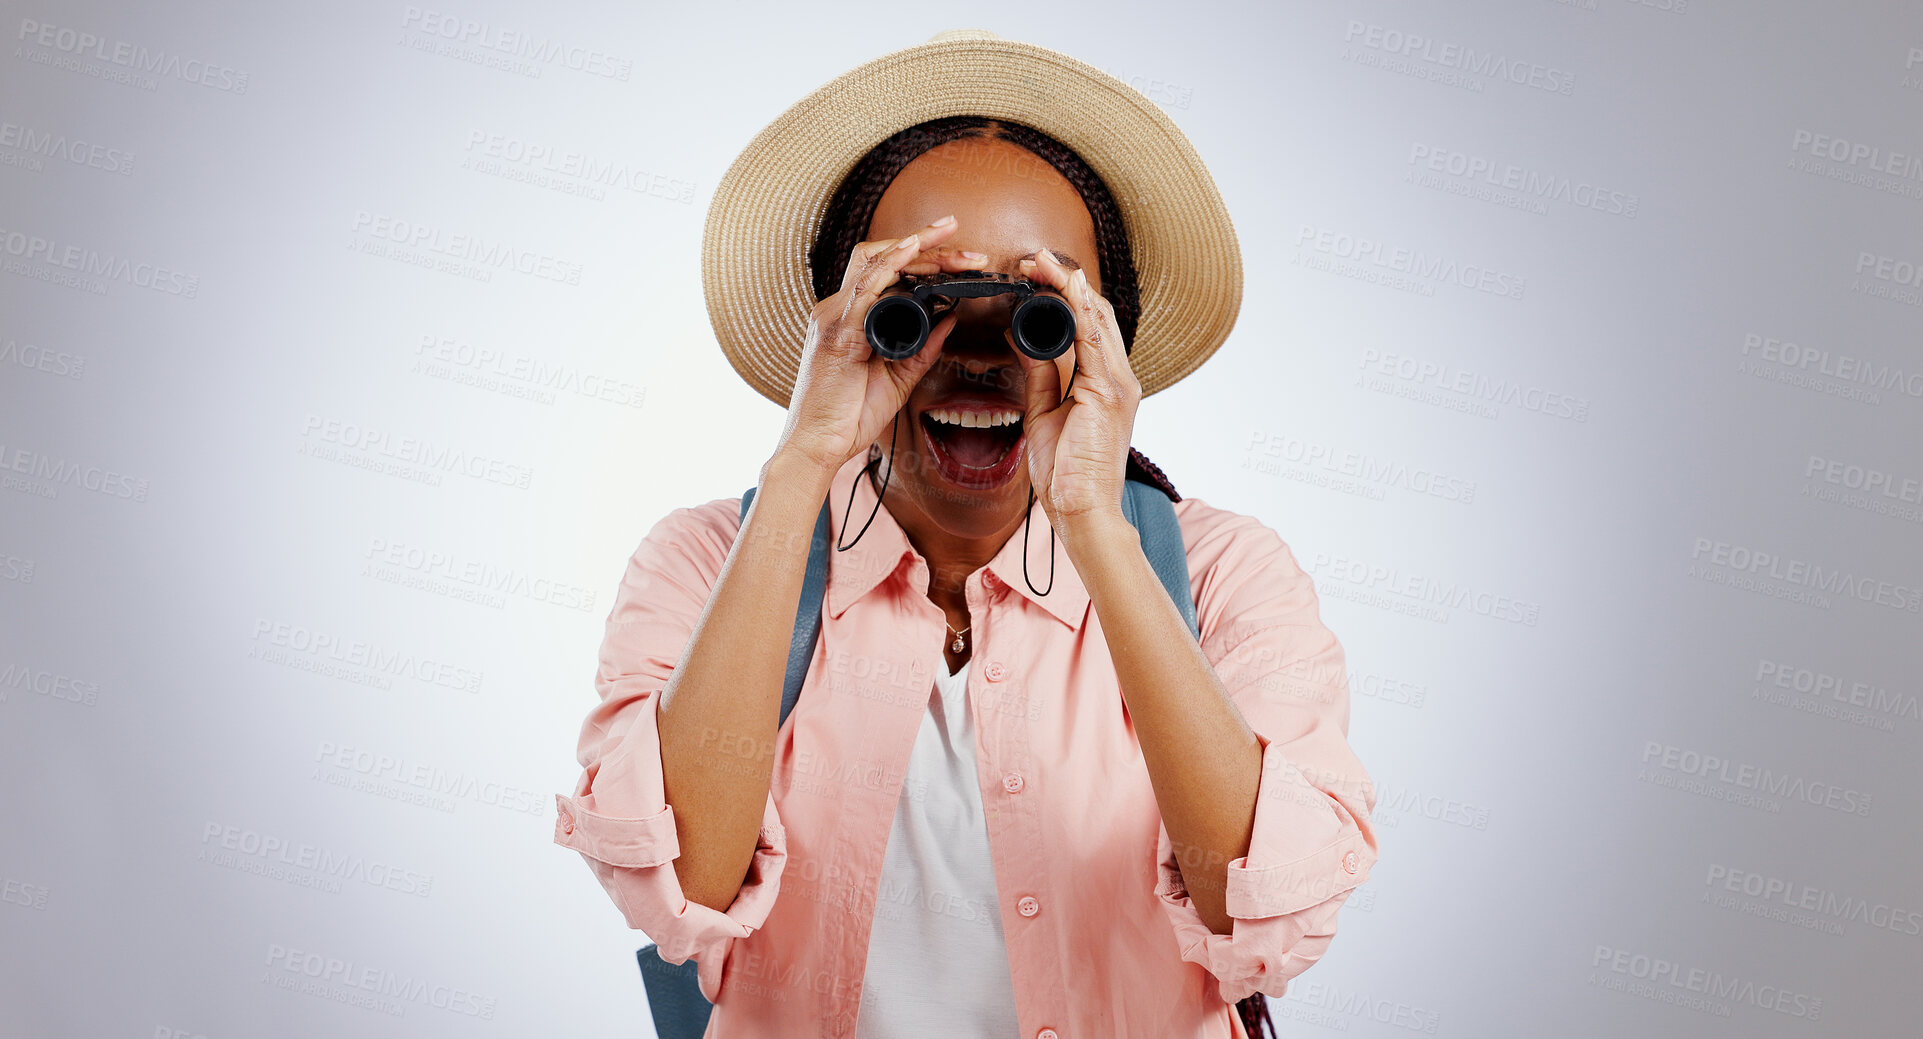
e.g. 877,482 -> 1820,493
865,270 -> 1076,361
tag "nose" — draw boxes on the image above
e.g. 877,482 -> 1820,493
940,354 -> 1022,398
942,295 -> 1020,356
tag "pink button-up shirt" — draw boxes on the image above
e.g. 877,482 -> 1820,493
554,452 -> 1380,1038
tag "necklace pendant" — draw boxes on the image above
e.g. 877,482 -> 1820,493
951,634 -> 964,652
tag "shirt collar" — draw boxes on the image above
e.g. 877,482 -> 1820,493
823,452 -> 1090,630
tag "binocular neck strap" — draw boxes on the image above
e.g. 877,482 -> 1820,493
834,366 -> 1079,598
836,411 -> 897,554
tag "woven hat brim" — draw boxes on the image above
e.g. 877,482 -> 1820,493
702,33 -> 1243,407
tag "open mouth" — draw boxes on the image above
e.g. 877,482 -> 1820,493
918,406 -> 1024,490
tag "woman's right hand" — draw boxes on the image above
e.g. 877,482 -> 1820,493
772,214 -> 982,474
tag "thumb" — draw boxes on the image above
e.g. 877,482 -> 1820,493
1016,334 -> 1062,427
889,310 -> 954,394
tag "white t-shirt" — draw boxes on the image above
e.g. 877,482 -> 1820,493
855,656 -> 1022,1038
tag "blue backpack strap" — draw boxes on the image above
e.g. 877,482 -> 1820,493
1122,478 -> 1272,1033
1121,478 -> 1198,641
636,488 -> 833,1039
738,485 -> 833,730
636,943 -> 715,1039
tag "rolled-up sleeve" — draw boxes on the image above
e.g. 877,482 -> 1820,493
554,499 -> 788,1001
1154,508 -> 1380,1003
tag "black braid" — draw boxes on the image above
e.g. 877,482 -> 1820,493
807,116 -> 1180,504
1126,446 -> 1180,502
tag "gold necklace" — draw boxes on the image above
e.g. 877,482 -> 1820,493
944,619 -> 970,653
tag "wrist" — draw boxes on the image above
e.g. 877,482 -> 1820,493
761,448 -> 839,500
1058,506 -> 1133,555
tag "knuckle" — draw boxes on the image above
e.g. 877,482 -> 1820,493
810,295 -> 839,326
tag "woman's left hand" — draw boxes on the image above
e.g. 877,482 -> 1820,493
1015,249 -> 1141,531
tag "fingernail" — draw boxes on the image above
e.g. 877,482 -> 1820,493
931,214 -> 956,227
894,234 -> 920,252
960,250 -> 988,260
1018,258 -> 1036,269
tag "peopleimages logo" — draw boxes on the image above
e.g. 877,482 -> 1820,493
1295,225 -> 1526,299
462,131 -> 695,203
1243,430 -> 1477,504
1704,863 -> 1923,939
1640,741 -> 1872,817
1590,944 -> 1823,1020
1343,20 -> 1575,95
1790,130 -> 1923,183
0,120 -> 135,174
399,6 -> 634,80
1853,250 -> 1923,308
200,822 -> 435,897
1855,251 -> 1923,288
0,337 -> 86,379
1738,332 -> 1923,403
0,225 -> 199,297
0,551 -> 34,584
1407,143 -> 1639,217
1370,781 -> 1491,830
263,943 -> 497,1019
312,741 -> 545,816
1805,454 -> 1923,507
414,335 -> 647,408
14,18 -> 250,92
1753,658 -> 1917,729
349,211 -> 582,286
0,440 -> 151,501
1358,349 -> 1590,421
1688,537 -> 1922,613
250,617 -> 484,694
0,661 -> 100,706
2,876 -> 50,910
301,414 -> 535,490
1275,979 -> 1442,1034
1307,550 -> 1541,626
362,535 -> 596,612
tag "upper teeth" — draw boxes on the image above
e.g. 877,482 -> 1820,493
927,408 -> 1022,429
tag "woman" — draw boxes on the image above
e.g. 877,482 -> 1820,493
554,30 -> 1378,1039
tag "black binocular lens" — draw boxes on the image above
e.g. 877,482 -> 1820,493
1010,295 -> 1074,361
866,295 -> 932,361
864,273 -> 1076,362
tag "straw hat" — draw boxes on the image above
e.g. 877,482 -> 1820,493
701,28 -> 1243,406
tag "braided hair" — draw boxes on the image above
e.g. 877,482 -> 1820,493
808,115 -> 1181,503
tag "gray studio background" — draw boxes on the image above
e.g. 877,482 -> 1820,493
4,1 -> 1920,1037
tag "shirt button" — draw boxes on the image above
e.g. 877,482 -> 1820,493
1017,895 -> 1040,917
1343,849 -> 1360,874
984,661 -> 1008,682
1002,772 -> 1025,794
558,807 -> 575,836
1038,1029 -> 1059,1039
